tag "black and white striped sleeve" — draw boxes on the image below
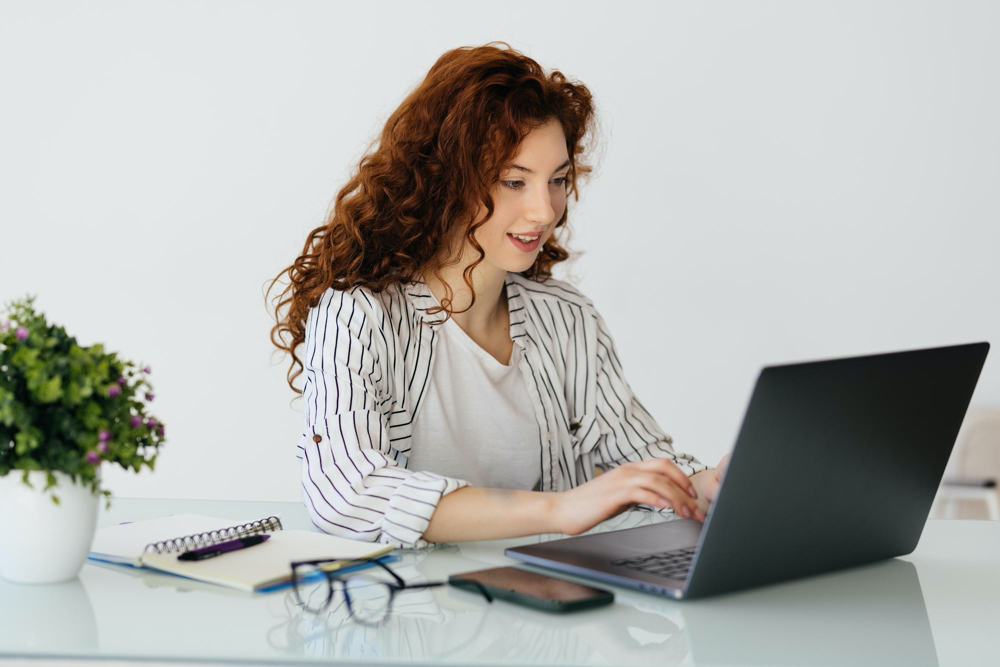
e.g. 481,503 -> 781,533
296,288 -> 469,548
590,305 -> 709,477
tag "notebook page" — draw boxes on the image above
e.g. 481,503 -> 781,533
89,514 -> 273,567
138,530 -> 392,592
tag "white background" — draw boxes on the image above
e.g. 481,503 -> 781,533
1,1 -> 997,502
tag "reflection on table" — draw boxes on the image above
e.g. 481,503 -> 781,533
1,501 -> 995,666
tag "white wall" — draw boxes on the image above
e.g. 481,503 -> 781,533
1,0 -> 997,502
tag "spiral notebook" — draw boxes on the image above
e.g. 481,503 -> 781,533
88,513 -> 391,593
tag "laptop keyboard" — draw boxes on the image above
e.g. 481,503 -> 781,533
611,546 -> 697,580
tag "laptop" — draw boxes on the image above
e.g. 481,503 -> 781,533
505,342 -> 990,600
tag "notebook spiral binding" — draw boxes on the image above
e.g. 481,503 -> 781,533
142,516 -> 283,555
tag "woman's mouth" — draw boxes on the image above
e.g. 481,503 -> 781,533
507,233 -> 542,252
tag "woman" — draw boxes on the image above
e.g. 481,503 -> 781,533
268,43 -> 729,548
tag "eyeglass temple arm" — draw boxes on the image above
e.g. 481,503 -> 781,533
370,557 -> 407,587
373,560 -> 494,603
332,558 -> 495,604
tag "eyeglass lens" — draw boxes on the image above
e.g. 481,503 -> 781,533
293,564 -> 333,613
343,574 -> 393,623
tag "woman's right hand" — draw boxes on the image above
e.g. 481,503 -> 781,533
552,459 -> 705,536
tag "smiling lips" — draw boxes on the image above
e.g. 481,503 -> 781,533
507,232 -> 542,252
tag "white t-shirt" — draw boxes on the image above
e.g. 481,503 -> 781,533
408,310 -> 542,491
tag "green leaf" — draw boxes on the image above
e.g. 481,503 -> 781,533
18,456 -> 43,471
14,429 -> 40,455
36,375 -> 63,403
0,390 -> 14,427
64,380 -> 82,406
10,346 -> 39,371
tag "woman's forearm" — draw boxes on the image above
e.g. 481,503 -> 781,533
421,486 -> 559,543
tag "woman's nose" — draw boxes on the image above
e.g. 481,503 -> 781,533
524,184 -> 557,225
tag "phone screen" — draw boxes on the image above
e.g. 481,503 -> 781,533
451,566 -> 610,603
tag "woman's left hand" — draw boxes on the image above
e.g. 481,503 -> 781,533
690,453 -> 731,515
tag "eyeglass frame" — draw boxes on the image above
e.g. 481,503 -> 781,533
290,556 -> 494,623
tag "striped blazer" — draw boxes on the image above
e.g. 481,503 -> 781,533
295,272 -> 708,548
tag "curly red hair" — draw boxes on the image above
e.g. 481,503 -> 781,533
266,42 -> 598,396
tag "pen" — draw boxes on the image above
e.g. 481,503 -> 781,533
177,534 -> 270,561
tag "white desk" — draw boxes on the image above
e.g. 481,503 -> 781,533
1,498 -> 999,666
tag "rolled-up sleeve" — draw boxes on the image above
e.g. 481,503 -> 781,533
590,306 -> 708,478
296,288 -> 468,548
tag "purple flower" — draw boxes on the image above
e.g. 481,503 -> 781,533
15,327 -> 28,341
0,320 -> 8,331
145,417 -> 158,429
98,429 -> 111,441
85,451 -> 100,464
145,392 -> 155,401
116,376 -> 127,386
107,385 -> 121,398
130,415 -> 143,428
142,365 -> 151,374
156,425 -> 165,437
96,442 -> 109,454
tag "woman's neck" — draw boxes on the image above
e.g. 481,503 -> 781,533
423,260 -> 509,337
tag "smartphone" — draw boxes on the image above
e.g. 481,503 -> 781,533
448,566 -> 614,612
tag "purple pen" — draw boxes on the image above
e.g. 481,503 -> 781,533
177,534 -> 270,561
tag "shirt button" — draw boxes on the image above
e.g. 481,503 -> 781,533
545,431 -> 553,442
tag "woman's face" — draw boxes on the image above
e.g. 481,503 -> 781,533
465,118 -> 571,275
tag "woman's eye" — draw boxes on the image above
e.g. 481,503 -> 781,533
501,177 -> 569,190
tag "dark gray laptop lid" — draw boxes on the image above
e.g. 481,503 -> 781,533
684,341 -> 989,599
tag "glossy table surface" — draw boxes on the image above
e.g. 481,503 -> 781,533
1,498 -> 999,666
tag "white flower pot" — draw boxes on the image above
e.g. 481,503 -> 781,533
0,469 -> 100,584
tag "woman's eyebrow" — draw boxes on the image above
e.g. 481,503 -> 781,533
508,159 -> 571,175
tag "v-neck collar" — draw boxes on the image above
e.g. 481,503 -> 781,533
404,272 -> 529,351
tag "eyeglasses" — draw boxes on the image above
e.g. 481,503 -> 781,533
290,556 -> 493,625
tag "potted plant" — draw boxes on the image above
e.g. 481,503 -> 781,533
0,295 -> 165,584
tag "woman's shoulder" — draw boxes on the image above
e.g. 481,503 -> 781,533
507,273 -> 595,311
309,282 -> 407,333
